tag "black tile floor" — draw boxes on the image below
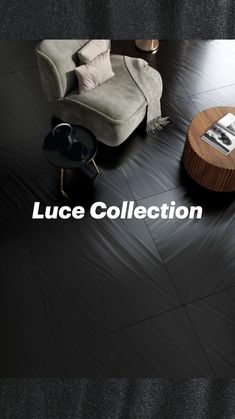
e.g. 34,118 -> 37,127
0,40 -> 234,377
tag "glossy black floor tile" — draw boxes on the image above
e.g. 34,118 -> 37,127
120,125 -> 186,200
192,84 -> 235,112
0,237 -> 57,375
2,346 -> 116,378
1,40 -> 235,377
2,139 -> 61,215
16,350 -> 113,378
154,41 -> 190,99
0,149 -> 58,376
0,68 -> 51,146
161,95 -> 199,133
140,188 -> 235,304
0,150 -> 20,236
2,138 -> 181,352
50,356 -> 114,377
29,212 -> 180,349
28,212 -> 180,350
0,41 -> 38,76
187,287 -> 235,377
174,40 -> 235,96
74,307 -> 214,377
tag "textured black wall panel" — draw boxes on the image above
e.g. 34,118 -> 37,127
1,379 -> 235,418
0,0 -> 234,38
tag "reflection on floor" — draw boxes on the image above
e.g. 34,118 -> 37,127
0,40 -> 234,377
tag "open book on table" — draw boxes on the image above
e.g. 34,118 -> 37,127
201,113 -> 235,155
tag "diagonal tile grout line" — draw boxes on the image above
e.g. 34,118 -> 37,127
0,152 -> 186,370
38,169 -> 234,353
75,304 -> 183,348
1,148 -> 62,364
183,284 -> 235,307
136,185 -> 182,203
2,134 -> 233,374
118,124 -> 189,203
0,134 -> 49,151
139,191 -> 235,376
64,284 -> 235,351
0,64 -> 38,79
1,40 -> 235,377
9,279 -> 235,373
141,215 -> 217,377
118,162 -> 219,376
178,80 -> 191,98
187,82 -> 235,98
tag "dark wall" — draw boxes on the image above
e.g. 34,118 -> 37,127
0,0 -> 234,38
1,379 -> 235,418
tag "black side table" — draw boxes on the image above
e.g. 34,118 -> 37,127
43,124 -> 100,198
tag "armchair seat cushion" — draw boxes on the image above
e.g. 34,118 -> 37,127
67,55 -> 146,123
36,40 -> 160,146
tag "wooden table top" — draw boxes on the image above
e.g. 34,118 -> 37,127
188,106 -> 235,171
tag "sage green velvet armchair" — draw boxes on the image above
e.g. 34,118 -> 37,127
35,40 -> 150,146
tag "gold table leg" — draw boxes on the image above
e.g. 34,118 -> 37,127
60,168 -> 69,199
92,159 -> 100,177
60,160 -> 100,198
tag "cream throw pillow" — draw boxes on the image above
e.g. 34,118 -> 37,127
78,40 -> 108,64
75,50 -> 114,93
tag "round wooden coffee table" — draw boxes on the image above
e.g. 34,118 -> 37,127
182,106 -> 235,192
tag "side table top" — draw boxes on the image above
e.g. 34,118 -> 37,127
188,106 -> 235,171
43,125 -> 97,169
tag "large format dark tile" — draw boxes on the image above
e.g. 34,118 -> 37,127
2,138 -> 180,353
140,187 -> 235,303
175,40 -> 235,95
120,125 -> 186,200
0,237 -> 56,375
0,68 -> 51,147
14,349 -> 113,378
161,95 -> 198,133
74,307 -> 214,377
187,287 -> 235,377
0,148 -> 57,376
0,150 -> 20,236
1,40 -> 235,377
2,138 -> 60,215
0,41 -> 38,76
192,84 -> 235,112
29,211 -> 180,351
155,41 -> 190,99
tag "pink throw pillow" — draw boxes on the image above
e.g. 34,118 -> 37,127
75,50 -> 114,93
78,40 -> 108,64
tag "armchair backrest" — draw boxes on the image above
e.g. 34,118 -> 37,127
35,40 -> 111,101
